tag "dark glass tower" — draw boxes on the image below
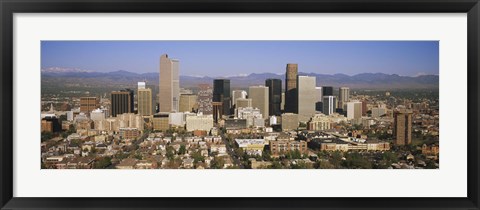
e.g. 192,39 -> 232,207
213,79 -> 231,115
322,86 -> 333,96
111,89 -> 134,117
265,78 -> 282,116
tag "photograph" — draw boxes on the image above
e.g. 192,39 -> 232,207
40,41 -> 439,170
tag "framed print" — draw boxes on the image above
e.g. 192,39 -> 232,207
1,0 -> 479,209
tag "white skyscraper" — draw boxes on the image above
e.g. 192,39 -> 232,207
159,54 -> 180,112
297,76 -> 316,122
346,101 -> 362,120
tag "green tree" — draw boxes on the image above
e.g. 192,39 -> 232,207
94,157 -> 112,169
191,150 -> 205,164
342,152 -> 372,169
211,156 -> 225,169
330,151 -> 343,168
178,145 -> 186,155
41,132 -> 53,142
166,146 -> 175,160
317,160 -> 335,169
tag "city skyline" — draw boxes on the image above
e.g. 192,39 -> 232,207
40,41 -> 439,170
41,41 -> 439,77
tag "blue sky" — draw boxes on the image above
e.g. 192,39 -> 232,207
41,41 -> 439,77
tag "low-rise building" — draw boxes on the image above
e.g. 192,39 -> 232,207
235,139 -> 266,156
270,140 -> 308,155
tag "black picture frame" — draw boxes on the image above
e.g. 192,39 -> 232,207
1,0 -> 479,209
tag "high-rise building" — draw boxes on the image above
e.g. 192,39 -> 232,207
80,97 -> 99,114
232,90 -> 247,107
197,84 -> 213,115
153,112 -> 170,131
281,92 -> 285,111
179,94 -> 198,112
213,79 -> 231,115
265,78 -> 282,116
236,98 -> 252,109
297,76 -> 316,122
159,54 -> 180,112
285,63 -> 298,113
339,87 -> 350,109
322,96 -> 337,115
346,101 -> 362,120
322,86 -> 333,96
394,109 -> 413,145
315,87 -> 323,112
362,101 -> 368,116
137,82 -> 153,116
111,89 -> 134,117
249,85 -> 269,119
281,113 -> 299,131
212,101 -> 223,123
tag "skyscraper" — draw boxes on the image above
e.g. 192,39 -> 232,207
137,82 -> 153,116
339,87 -> 350,109
346,101 -> 362,120
297,76 -> 316,122
394,108 -> 413,145
159,54 -> 180,112
249,85 -> 269,119
315,87 -> 323,111
80,97 -> 99,114
232,90 -> 247,107
179,94 -> 198,112
265,78 -> 282,116
212,101 -> 223,123
322,86 -> 333,96
111,89 -> 134,117
285,63 -> 298,113
322,96 -> 337,115
236,98 -> 252,109
197,84 -> 213,115
213,79 -> 231,116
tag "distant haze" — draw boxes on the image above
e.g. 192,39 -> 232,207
41,41 -> 439,77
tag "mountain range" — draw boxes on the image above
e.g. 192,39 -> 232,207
41,68 -> 439,89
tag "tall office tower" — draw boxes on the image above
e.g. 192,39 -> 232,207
265,78 -> 282,116
322,96 -> 337,115
212,101 -> 223,123
249,85 -> 269,119
281,93 -> 285,111
315,87 -> 323,111
322,86 -> 333,96
179,94 -> 198,112
213,79 -> 231,115
137,82 -> 153,116
346,101 -> 362,120
394,108 -> 413,145
339,87 -> 350,109
297,76 -> 317,122
236,98 -> 252,109
362,101 -> 368,116
159,54 -> 180,112
232,90 -> 247,107
197,84 -> 213,115
285,63 -> 298,113
80,97 -> 99,114
111,89 -> 134,117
